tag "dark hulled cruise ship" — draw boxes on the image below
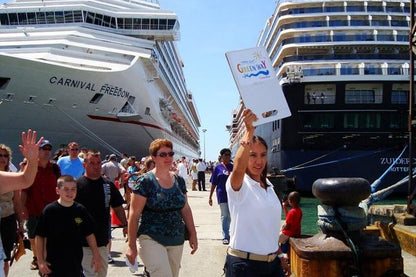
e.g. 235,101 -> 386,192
229,0 -> 413,193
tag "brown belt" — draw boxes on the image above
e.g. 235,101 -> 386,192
227,248 -> 277,262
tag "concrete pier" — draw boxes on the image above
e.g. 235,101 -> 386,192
9,178 -> 416,276
9,178 -> 228,277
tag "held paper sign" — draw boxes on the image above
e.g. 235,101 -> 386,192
225,47 -> 291,126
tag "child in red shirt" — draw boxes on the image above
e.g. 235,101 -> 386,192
279,191 -> 302,254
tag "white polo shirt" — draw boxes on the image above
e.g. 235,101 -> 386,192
226,173 -> 281,255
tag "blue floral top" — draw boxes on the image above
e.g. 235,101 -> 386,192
133,172 -> 187,246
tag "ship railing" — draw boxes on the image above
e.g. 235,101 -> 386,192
271,35 -> 407,67
0,10 -> 180,41
281,68 -> 409,82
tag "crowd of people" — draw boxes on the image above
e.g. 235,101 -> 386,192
0,109 -> 303,277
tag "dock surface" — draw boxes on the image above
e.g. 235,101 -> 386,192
9,176 -> 416,276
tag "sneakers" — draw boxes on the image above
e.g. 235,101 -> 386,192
30,257 -> 38,270
108,254 -> 114,264
222,238 -> 229,245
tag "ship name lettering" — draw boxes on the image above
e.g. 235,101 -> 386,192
390,167 -> 408,172
49,76 -> 96,91
236,60 -> 266,73
100,84 -> 130,98
380,157 -> 409,165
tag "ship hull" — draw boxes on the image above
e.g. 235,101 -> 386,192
256,81 -> 411,194
0,53 -> 197,161
270,149 -> 411,193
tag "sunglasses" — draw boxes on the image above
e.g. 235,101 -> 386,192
156,151 -> 175,158
41,147 -> 52,151
69,148 -> 79,151
223,153 -> 231,156
0,154 -> 9,158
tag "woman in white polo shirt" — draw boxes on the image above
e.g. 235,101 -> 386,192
225,109 -> 285,277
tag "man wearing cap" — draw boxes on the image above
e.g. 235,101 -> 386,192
21,139 -> 61,270
57,142 -> 84,179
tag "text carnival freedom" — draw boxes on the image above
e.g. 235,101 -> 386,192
49,76 -> 130,98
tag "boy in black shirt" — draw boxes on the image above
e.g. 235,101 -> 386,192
35,175 -> 101,277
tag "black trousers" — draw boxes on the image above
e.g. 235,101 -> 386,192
197,171 -> 205,191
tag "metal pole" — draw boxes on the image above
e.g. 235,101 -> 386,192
202,129 -> 207,161
408,0 -> 415,214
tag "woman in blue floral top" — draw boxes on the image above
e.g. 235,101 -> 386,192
126,138 -> 198,277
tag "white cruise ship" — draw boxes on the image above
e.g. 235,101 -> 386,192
0,0 -> 201,160
230,0 -> 413,193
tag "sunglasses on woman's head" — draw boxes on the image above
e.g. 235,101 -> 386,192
156,151 -> 175,158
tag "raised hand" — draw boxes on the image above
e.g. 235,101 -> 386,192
19,129 -> 43,163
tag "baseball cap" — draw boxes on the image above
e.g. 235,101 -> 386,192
109,154 -> 117,159
40,140 -> 52,148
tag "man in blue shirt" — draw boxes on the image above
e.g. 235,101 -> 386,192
57,142 -> 84,179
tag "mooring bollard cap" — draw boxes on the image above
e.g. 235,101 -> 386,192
312,177 -> 371,206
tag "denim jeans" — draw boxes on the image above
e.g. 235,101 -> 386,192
219,202 -> 230,240
224,254 -> 284,277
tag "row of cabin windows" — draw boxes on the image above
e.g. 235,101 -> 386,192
281,33 -> 407,43
0,11 -> 176,30
302,112 -> 407,129
304,90 -> 409,105
279,4 -> 408,17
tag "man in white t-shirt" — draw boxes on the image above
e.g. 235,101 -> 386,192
101,154 -> 125,183
196,159 -> 207,191
177,156 -> 188,184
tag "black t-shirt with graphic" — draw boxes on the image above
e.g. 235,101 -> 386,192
76,176 -> 125,247
35,201 -> 94,276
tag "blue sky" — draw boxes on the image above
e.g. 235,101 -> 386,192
0,0 -> 276,162
161,0 -> 276,161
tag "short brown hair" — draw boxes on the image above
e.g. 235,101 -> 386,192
57,175 -> 76,188
68,142 -> 79,148
84,150 -> 101,162
149,139 -> 173,156
288,191 -> 301,205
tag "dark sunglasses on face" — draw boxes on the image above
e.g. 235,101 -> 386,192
41,147 -> 52,151
0,154 -> 9,158
69,148 -> 79,151
223,153 -> 231,156
156,151 -> 175,158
